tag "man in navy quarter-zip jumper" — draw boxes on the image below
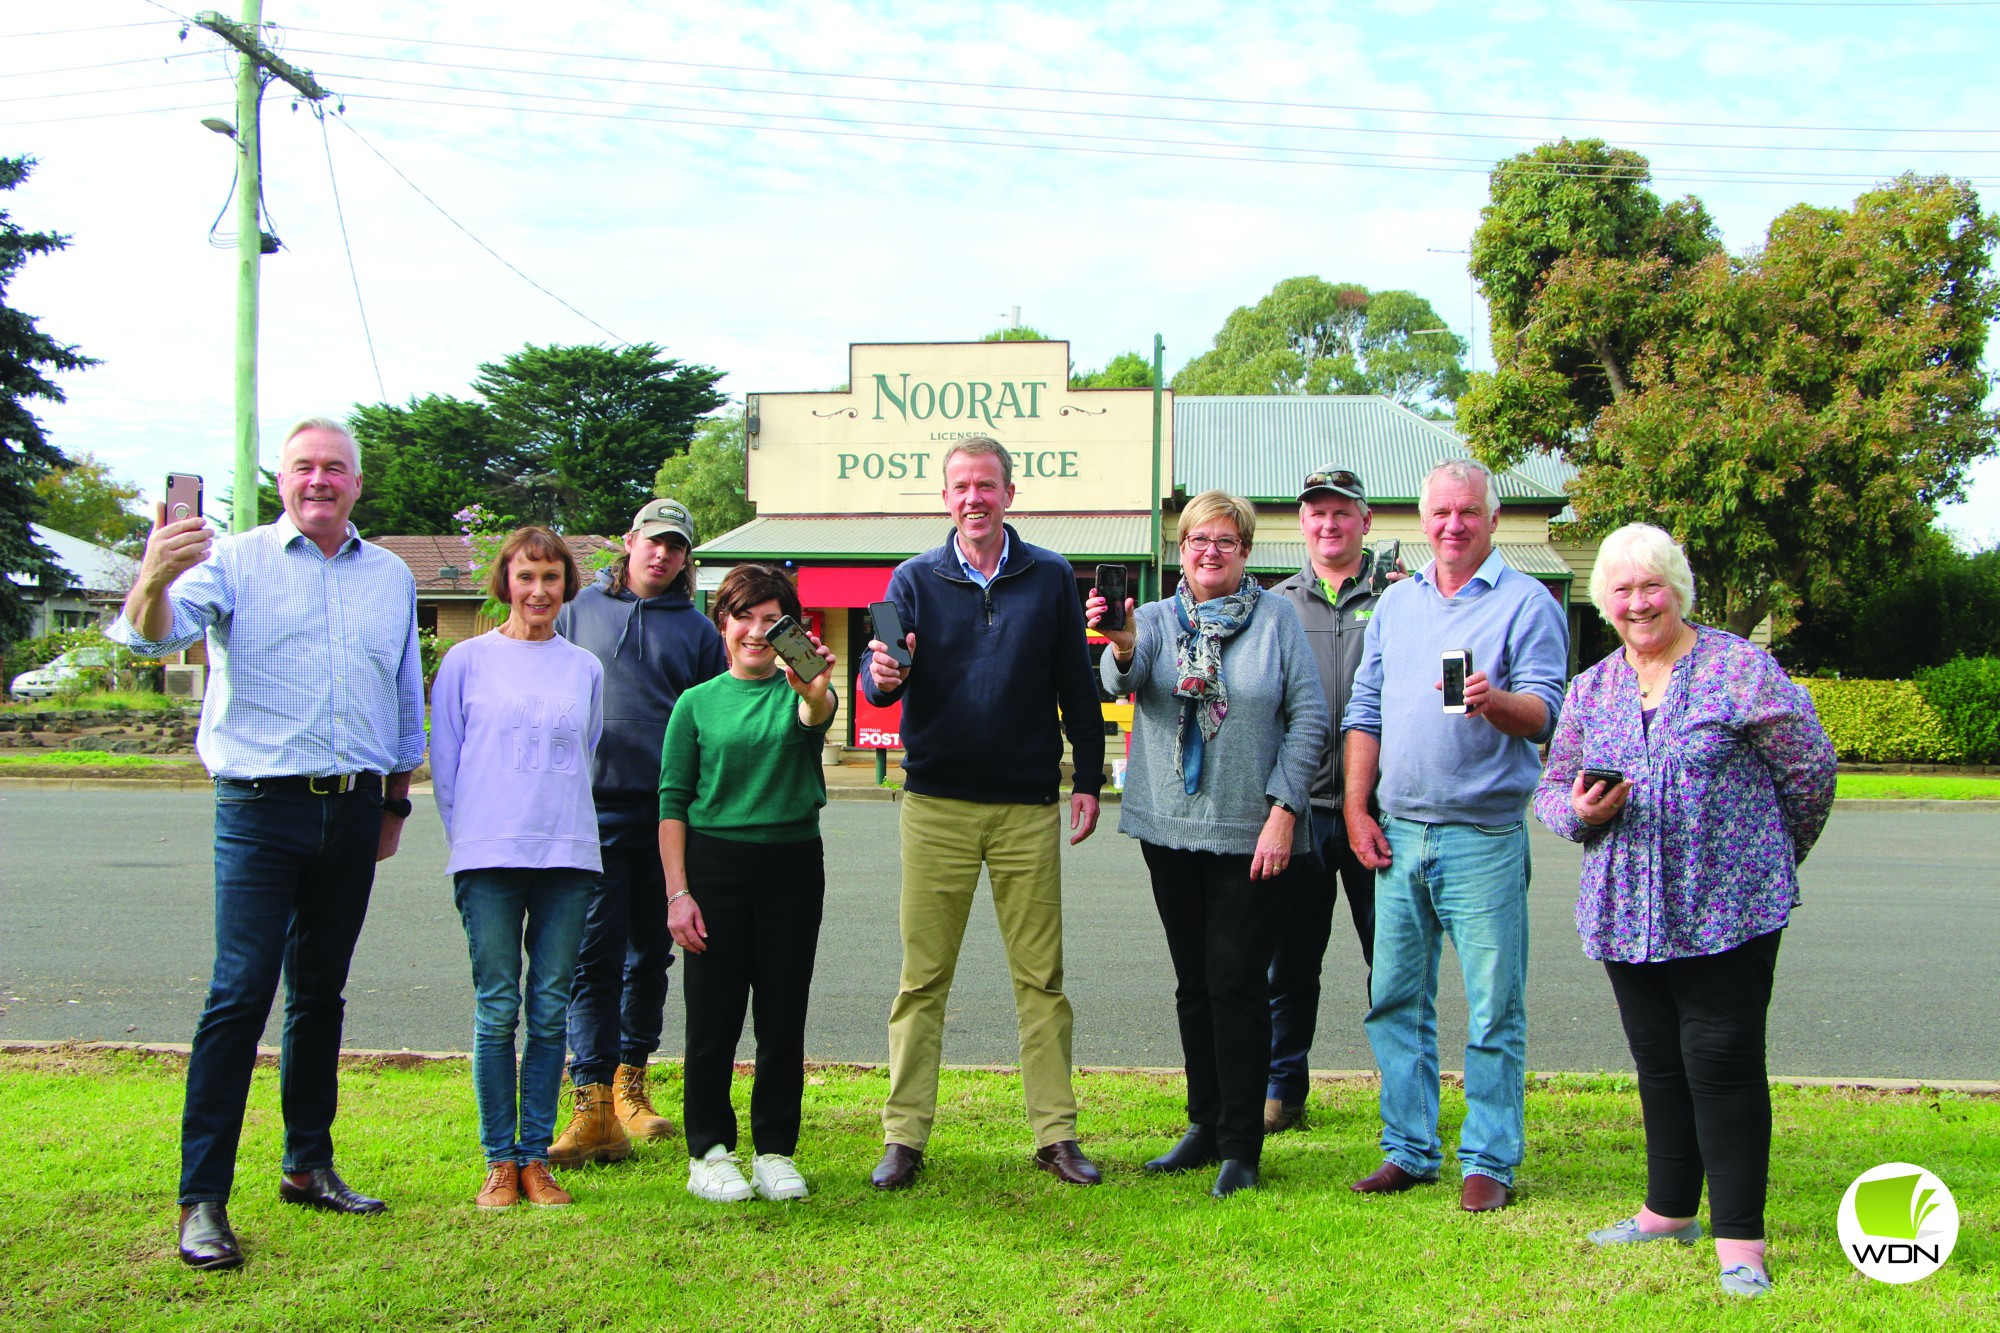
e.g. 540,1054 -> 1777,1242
860,437 -> 1106,1191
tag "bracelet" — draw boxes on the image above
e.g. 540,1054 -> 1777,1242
667,889 -> 692,904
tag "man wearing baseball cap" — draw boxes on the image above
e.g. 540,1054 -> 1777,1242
1262,467 -> 1391,1134
551,496 -> 726,1164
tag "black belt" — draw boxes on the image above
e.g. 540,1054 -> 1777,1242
235,773 -> 382,796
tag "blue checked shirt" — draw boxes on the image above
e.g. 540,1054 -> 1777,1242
107,515 -> 426,780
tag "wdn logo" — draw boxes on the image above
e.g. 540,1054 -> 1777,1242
1838,1162 -> 1958,1284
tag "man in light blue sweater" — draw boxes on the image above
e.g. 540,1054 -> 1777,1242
1341,459 -> 1569,1214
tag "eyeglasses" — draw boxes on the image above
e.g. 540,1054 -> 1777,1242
1182,534 -> 1243,554
1301,468 -> 1365,498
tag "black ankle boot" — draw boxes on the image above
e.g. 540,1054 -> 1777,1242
1211,1159 -> 1260,1198
1144,1125 -> 1221,1174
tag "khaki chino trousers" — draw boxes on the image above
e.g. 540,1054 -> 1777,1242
882,792 -> 1078,1150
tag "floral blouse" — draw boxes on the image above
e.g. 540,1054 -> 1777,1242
1532,624 -> 1837,964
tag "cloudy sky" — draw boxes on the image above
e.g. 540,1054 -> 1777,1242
6,0 -> 1999,539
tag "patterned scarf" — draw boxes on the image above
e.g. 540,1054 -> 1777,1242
1172,572 -> 1261,794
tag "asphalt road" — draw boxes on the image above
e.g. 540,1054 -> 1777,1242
2,790 -> 1994,1080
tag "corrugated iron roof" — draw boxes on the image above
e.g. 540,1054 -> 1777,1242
373,533 -> 617,593
1176,538 -> 1573,579
698,514 -> 1154,560
1173,396 -> 1573,504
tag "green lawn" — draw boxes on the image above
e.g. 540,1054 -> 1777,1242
0,751 -> 197,770
0,1049 -> 1990,1330
1835,773 -> 2000,801
0,690 -> 181,714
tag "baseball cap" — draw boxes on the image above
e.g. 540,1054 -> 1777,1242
631,497 -> 695,546
1299,467 -> 1366,503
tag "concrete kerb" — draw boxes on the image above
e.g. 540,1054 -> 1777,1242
7,1040 -> 1996,1096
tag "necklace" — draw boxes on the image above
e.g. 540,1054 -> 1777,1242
1629,627 -> 1692,702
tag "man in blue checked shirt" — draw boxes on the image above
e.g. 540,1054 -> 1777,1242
109,417 -> 425,1272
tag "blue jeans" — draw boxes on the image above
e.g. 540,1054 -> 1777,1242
454,867 -> 593,1164
1267,812 -> 1375,1104
566,812 -> 674,1087
1365,816 -> 1530,1186
179,780 -> 382,1205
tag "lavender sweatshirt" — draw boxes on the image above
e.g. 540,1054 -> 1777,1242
430,630 -> 605,875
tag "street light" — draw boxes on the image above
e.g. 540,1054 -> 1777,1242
199,116 -> 236,138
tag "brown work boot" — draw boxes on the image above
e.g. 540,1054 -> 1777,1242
614,1062 -> 677,1141
475,1161 -> 519,1210
517,1160 -> 574,1207
548,1083 -> 634,1167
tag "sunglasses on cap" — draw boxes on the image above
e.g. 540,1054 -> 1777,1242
1300,468 -> 1365,499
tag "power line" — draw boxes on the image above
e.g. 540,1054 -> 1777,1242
326,114 -> 631,346
286,25 -> 2000,137
0,52 -> 210,80
0,102 -> 218,128
0,76 -> 229,104
0,20 -> 183,38
316,108 -> 387,403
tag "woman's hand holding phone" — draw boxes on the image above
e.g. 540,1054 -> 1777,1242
783,630 -> 837,725
1085,589 -> 1138,662
1571,769 -> 1633,825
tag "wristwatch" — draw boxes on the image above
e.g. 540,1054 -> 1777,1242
382,796 -> 414,819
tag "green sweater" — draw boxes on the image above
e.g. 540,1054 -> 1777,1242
657,671 -> 834,843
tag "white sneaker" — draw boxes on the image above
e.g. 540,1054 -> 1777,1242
686,1144 -> 753,1203
751,1153 -> 811,1201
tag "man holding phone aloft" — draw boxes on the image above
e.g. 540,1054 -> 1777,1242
1341,458 -> 1568,1214
110,418 -> 424,1270
860,436 -> 1107,1191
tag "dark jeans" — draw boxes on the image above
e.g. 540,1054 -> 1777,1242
680,833 -> 826,1159
1267,812 -> 1375,1104
567,810 -> 675,1088
179,779 -> 383,1205
1142,842 -> 1288,1164
1602,929 -> 1783,1240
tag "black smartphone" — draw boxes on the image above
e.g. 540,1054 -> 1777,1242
1441,648 -> 1472,713
165,472 -> 204,523
766,615 -> 828,683
1369,539 -> 1400,596
868,600 -> 912,669
1094,564 -> 1128,632
1581,767 -> 1626,788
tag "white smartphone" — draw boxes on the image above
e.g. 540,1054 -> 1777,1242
1441,649 -> 1472,714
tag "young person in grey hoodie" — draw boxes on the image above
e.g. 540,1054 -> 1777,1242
549,498 -> 727,1163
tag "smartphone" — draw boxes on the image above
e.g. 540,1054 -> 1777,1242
165,472 -> 204,523
1581,767 -> 1626,788
868,600 -> 912,669
1094,564 -> 1129,632
1441,648 -> 1472,714
1369,539 -> 1401,596
766,615 -> 828,683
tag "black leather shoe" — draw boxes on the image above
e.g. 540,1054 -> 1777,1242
870,1143 -> 924,1191
177,1201 -> 243,1271
278,1168 -> 388,1215
1210,1159 -> 1259,1199
1143,1126 -> 1221,1175
1033,1139 -> 1103,1186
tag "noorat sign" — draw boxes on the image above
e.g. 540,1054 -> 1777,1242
746,341 -> 1170,515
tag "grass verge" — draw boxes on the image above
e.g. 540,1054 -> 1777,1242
0,751 -> 198,770
0,690 -> 181,713
1834,773 -> 2000,800
0,1048 -> 1991,1330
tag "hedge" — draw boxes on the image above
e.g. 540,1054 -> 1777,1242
1794,677 -> 1963,764
1913,656 -> 2000,764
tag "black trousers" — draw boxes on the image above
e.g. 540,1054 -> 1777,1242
680,832 -> 826,1159
1266,813 -> 1376,1103
1142,842 -> 1289,1164
1602,929 -> 1783,1240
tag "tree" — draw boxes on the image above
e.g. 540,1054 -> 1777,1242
1171,277 -> 1469,408
1463,145 -> 2000,637
1779,535 -> 2000,676
348,395 -> 510,535
32,452 -> 147,553
1073,351 -> 1154,389
471,343 -> 726,535
653,407 -> 755,547
981,326 -> 1050,342
1,156 -> 95,641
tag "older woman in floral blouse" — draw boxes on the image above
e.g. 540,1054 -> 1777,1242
1533,523 -> 1835,1301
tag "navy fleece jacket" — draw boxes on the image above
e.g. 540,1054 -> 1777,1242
861,525 -> 1105,805
555,568 -> 726,819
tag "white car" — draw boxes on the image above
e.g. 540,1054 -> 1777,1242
8,646 -> 122,700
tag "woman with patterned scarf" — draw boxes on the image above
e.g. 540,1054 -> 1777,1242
1092,490 -> 1327,1198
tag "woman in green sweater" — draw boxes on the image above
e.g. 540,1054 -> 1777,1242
660,564 -> 837,1203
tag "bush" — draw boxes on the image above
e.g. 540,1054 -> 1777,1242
1794,678 -> 1963,763
1913,656 -> 2000,764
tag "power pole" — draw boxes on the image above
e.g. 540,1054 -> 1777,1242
194,6 -> 329,533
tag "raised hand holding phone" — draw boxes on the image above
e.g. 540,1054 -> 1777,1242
866,599 -> 915,693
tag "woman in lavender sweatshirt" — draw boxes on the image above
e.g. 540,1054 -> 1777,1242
1533,523 -> 1834,1300
431,527 -> 604,1211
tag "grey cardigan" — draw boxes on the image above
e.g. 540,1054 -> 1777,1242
1102,589 -> 1328,856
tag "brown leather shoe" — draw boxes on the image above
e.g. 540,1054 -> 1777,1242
518,1160 -> 574,1207
1034,1139 -> 1103,1186
475,1161 -> 519,1210
177,1201 -> 243,1270
1263,1098 -> 1305,1134
1460,1174 -> 1511,1212
1350,1161 -> 1435,1194
870,1143 -> 924,1191
614,1062 -> 677,1141
548,1083 -> 633,1167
